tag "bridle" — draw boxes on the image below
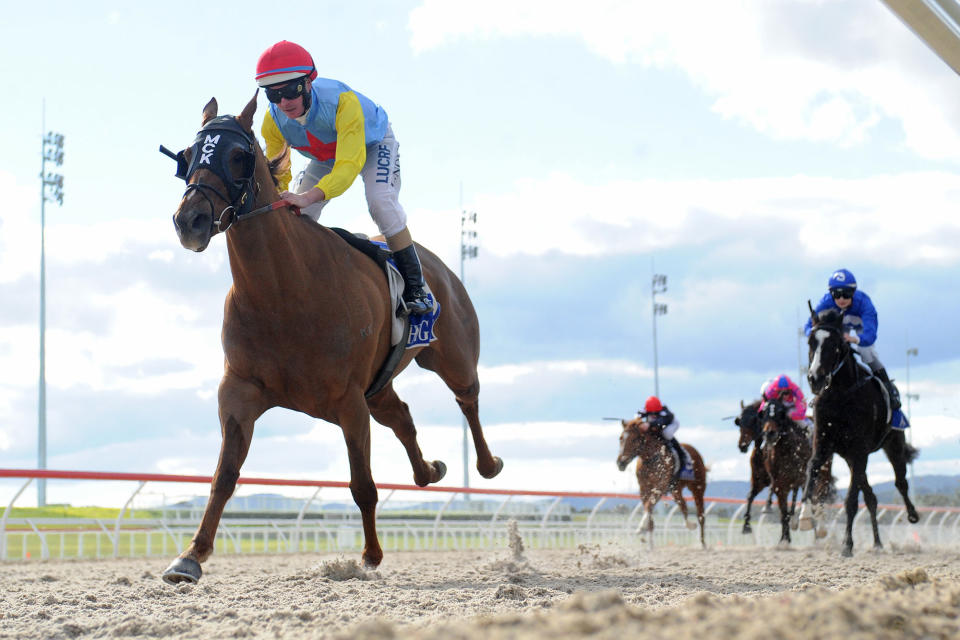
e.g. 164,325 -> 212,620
161,116 -> 290,234
809,322 -> 850,394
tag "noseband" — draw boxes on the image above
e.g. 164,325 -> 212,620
160,116 -> 258,233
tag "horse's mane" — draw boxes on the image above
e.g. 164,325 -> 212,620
266,143 -> 291,189
816,308 -> 843,328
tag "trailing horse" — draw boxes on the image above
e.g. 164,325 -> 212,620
160,95 -> 503,584
759,398 -> 810,546
799,306 -> 919,556
734,399 -> 772,534
616,418 -> 707,547
736,399 -> 835,538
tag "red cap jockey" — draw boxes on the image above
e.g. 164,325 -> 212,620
255,40 -> 317,86
644,396 -> 663,413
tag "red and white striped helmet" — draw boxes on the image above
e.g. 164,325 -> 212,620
255,40 -> 317,87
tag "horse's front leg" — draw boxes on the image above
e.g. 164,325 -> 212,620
776,487 -> 791,547
162,374 -> 266,584
842,459 -> 868,557
858,464 -> 882,551
339,396 -> 383,569
799,442 -> 833,531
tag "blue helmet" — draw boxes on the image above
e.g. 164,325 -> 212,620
776,375 -> 790,390
828,268 -> 857,290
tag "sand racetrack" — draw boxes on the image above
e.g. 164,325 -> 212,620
3,539 -> 959,639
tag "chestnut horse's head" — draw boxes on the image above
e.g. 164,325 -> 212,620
168,95 -> 260,252
734,399 -> 762,453
616,418 -> 650,471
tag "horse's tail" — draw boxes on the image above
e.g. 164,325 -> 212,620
904,441 -> 920,464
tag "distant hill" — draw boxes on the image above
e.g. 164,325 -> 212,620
559,475 -> 960,510
167,475 -> 960,515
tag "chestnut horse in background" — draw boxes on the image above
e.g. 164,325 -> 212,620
161,95 -> 502,584
616,418 -> 707,547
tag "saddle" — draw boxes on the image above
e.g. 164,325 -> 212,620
329,228 -> 440,398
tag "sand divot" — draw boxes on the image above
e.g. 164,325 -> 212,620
313,556 -> 381,581
480,520 -> 536,583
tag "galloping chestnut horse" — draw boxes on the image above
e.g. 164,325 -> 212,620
616,418 -> 707,547
758,398 -> 811,546
799,306 -> 918,556
161,95 -> 502,583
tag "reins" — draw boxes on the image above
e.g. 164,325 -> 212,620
161,115 -> 299,235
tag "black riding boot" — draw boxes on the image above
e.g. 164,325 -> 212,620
392,245 -> 435,316
668,438 -> 691,479
875,368 -> 901,411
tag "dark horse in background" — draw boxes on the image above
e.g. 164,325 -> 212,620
799,306 -> 919,556
734,399 -> 773,533
617,418 -> 708,547
735,399 -> 835,536
759,397 -> 811,546
161,95 -> 502,583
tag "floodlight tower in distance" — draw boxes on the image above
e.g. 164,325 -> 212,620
460,208 -> 478,493
39,120 -> 65,507
651,272 -> 667,397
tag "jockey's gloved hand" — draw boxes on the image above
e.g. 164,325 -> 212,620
845,332 -> 860,344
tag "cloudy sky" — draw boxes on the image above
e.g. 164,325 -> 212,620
2,0 -> 960,508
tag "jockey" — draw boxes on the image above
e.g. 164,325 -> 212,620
803,268 -> 901,410
638,396 -> 695,481
760,374 -> 812,434
254,40 -> 434,315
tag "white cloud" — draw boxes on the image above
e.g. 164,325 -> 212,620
409,0 -> 960,158
467,171 -> 960,264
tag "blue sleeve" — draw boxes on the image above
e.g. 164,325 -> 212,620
803,293 -> 835,336
856,293 -> 878,346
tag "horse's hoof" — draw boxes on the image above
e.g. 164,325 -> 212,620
479,456 -> 504,479
908,510 -> 920,524
798,517 -> 813,531
777,540 -> 791,550
162,557 -> 202,585
686,520 -> 698,531
742,524 -> 752,535
815,526 -> 828,539
432,460 -> 447,482
761,505 -> 773,515
841,547 -> 853,558
790,515 -> 799,531
362,551 -> 383,570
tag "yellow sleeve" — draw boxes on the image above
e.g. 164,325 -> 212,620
261,111 -> 292,192
313,91 -> 367,199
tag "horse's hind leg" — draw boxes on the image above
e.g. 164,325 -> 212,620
367,383 -> 446,487
415,348 -> 502,479
883,432 -> 919,524
162,373 -> 267,585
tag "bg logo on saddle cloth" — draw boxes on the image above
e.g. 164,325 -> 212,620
407,296 -> 439,349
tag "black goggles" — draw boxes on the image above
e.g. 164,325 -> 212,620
830,288 -> 854,300
264,79 -> 307,103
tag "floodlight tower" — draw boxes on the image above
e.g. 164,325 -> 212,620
651,271 -> 667,397
39,115 -> 65,507
460,208 -> 478,492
